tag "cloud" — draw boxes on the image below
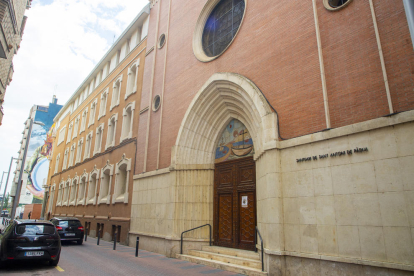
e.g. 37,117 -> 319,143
0,0 -> 148,194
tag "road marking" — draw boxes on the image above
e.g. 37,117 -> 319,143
56,266 -> 64,272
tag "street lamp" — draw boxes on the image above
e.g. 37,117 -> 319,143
0,158 -> 18,212
10,119 -> 45,219
0,171 -> 8,192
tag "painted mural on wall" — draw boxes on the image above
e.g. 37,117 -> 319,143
23,101 -> 62,204
215,119 -> 254,163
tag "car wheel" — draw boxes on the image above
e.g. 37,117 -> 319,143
49,254 -> 60,266
77,239 -> 83,245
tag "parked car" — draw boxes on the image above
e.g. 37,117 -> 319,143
0,219 -> 61,266
1,210 -> 9,217
50,217 -> 84,245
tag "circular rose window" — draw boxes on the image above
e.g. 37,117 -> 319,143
193,0 -> 246,62
323,0 -> 353,11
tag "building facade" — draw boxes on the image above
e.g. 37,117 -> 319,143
0,0 -> 31,126
126,0 -> 414,275
46,6 -> 149,245
11,96 -> 62,213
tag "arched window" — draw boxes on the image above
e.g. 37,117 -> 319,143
106,114 -> 118,150
84,131 -> 93,160
111,75 -> 123,110
80,108 -> 88,134
68,143 -> 76,167
113,154 -> 131,204
62,148 -> 69,170
121,101 -> 135,142
54,154 -> 60,174
63,179 -> 71,206
98,89 -> 109,120
77,171 -> 88,206
72,116 -> 80,139
89,99 -> 97,127
69,176 -> 78,206
57,181 -> 64,206
125,60 -> 139,100
87,167 -> 99,205
99,161 -> 113,205
94,123 -> 105,156
76,138 -> 84,164
48,184 -> 56,213
66,123 -> 73,144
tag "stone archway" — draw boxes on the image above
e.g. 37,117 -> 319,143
173,72 -> 278,168
171,73 -> 278,250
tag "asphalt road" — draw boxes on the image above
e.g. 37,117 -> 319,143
0,237 -> 244,276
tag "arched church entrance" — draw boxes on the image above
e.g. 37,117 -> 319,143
214,119 -> 256,251
172,72 -> 278,254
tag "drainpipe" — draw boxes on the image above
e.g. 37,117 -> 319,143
403,0 -> 414,50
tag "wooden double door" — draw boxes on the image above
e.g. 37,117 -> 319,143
213,157 -> 256,251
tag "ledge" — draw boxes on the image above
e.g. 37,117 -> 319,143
134,167 -> 170,180
277,110 -> 414,150
263,249 -> 414,272
110,217 -> 130,222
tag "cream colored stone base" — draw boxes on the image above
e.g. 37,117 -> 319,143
268,255 -> 414,276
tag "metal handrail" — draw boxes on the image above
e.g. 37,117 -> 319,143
180,224 -> 211,254
254,226 -> 264,272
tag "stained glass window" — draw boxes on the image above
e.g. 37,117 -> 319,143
202,0 -> 245,57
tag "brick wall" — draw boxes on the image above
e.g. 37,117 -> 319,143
136,0 -> 414,173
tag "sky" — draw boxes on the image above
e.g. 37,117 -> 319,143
0,0 -> 149,196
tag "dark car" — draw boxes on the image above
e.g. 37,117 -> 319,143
0,219 -> 61,267
50,217 -> 84,245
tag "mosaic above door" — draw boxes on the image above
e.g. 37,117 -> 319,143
215,119 -> 254,163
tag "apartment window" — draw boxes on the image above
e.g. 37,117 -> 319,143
69,176 -> 78,206
48,184 -> 56,213
72,116 -> 80,139
125,60 -> 139,100
98,89 -> 109,120
87,167 -> 100,205
57,182 -> 64,206
68,144 -> 76,168
110,76 -> 123,110
84,131 -> 93,160
113,154 -> 131,204
58,126 -> 66,145
99,162 -> 113,205
77,173 -> 88,206
63,179 -> 70,206
66,123 -> 73,144
94,123 -> 105,156
121,101 -> 135,142
76,138 -> 84,164
89,100 -> 98,127
54,154 -> 60,174
106,114 -> 118,150
62,148 -> 69,170
80,108 -> 88,134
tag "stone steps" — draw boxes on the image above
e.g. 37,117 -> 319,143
177,246 -> 266,276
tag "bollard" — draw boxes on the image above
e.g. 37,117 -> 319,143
113,232 -> 117,250
97,230 -> 101,245
84,227 -> 88,241
135,237 -> 139,257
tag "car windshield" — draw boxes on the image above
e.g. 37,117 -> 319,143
15,224 -> 55,235
58,220 -> 81,227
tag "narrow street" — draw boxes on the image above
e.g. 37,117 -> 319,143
0,237 -> 244,276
